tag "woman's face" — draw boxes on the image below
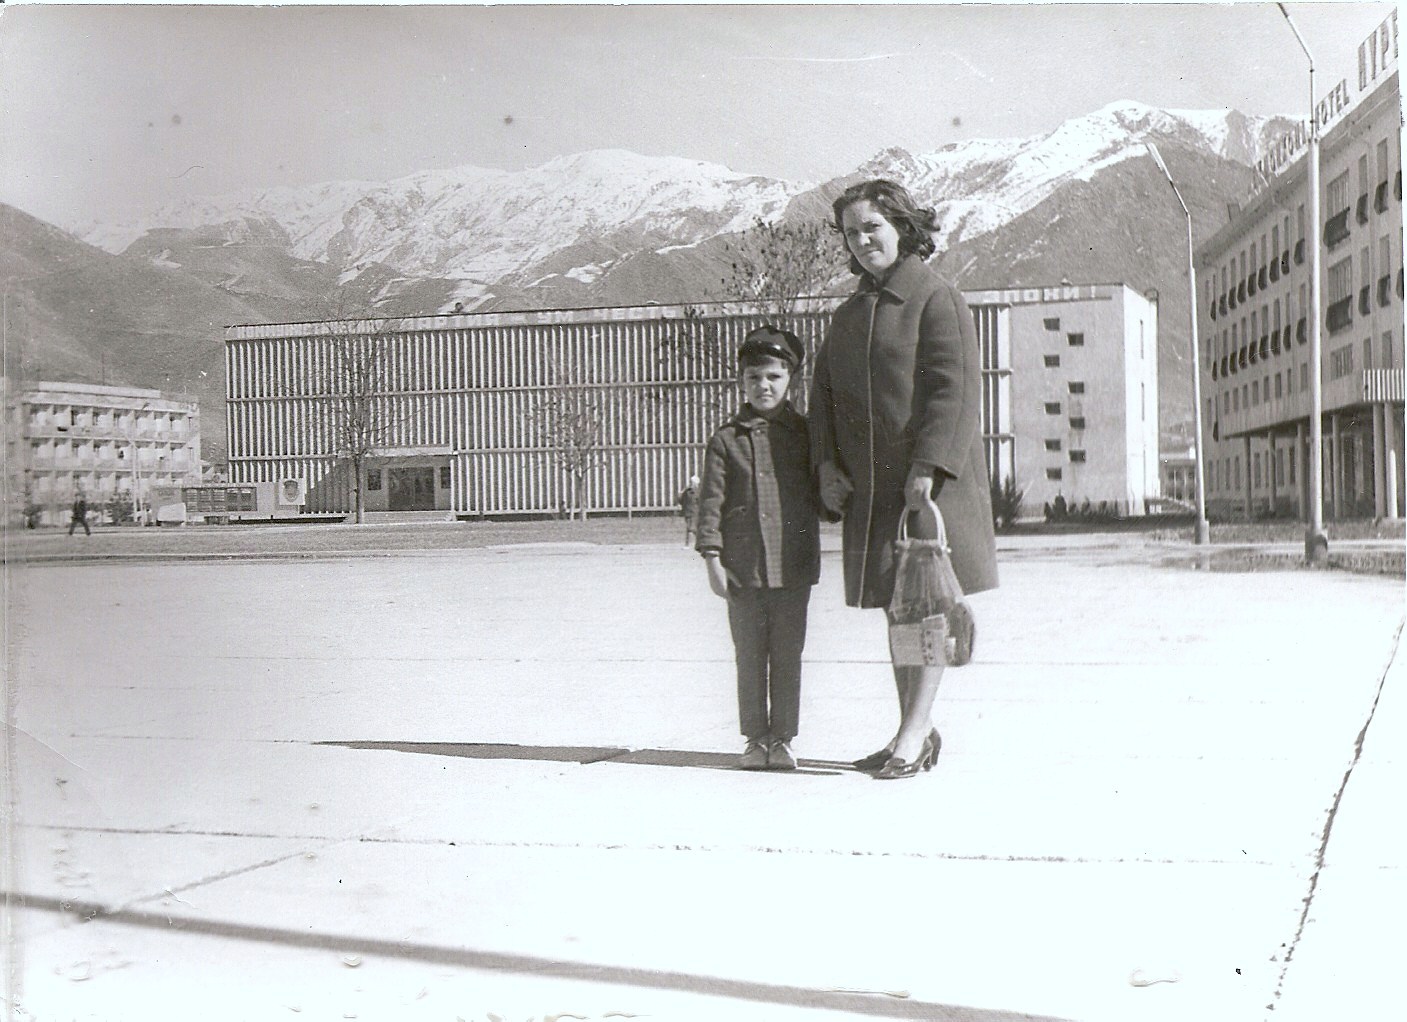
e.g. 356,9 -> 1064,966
840,199 -> 901,278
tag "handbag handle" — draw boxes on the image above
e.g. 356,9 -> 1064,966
896,495 -> 948,547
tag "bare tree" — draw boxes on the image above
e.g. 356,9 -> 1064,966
653,217 -> 840,416
654,304 -> 734,421
717,216 -> 841,317
312,311 -> 400,524
534,353 -> 609,522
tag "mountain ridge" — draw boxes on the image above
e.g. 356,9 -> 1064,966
9,99 -> 1300,462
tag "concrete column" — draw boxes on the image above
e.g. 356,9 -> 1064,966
1296,420 -> 1308,522
1329,413 -> 1341,521
1372,402 -> 1387,519
1391,405 -> 1404,520
1268,430 -> 1278,515
1355,422 -> 1368,516
1244,434 -> 1254,521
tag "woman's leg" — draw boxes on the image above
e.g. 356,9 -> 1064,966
891,663 -> 942,762
888,660 -> 914,735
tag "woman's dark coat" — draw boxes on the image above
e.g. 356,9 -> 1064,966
809,254 -> 998,608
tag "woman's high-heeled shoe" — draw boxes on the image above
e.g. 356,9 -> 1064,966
874,733 -> 938,780
852,747 -> 895,771
925,729 -> 942,771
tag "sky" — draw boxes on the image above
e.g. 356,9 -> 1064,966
0,2 -> 1397,231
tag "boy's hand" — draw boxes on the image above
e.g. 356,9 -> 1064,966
818,461 -> 853,515
704,555 -> 733,599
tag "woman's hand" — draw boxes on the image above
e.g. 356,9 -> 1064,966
818,461 -> 853,515
704,555 -> 734,599
904,463 -> 942,511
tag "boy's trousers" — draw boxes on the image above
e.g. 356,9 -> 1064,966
726,586 -> 810,741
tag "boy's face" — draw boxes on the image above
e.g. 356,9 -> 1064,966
741,357 -> 791,415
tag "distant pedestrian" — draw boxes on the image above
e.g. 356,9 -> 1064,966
676,475 -> 700,546
68,493 -> 91,536
695,326 -> 820,771
810,179 -> 998,780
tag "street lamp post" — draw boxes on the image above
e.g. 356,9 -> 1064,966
1278,2 -> 1328,564
117,402 -> 156,524
1146,143 -> 1211,545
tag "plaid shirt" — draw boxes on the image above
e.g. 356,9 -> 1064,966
695,402 -> 820,589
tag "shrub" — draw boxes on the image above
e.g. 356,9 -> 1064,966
990,476 -> 1025,529
107,494 -> 134,526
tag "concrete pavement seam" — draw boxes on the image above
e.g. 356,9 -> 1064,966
1266,614 -> 1405,1017
114,845 -> 324,913
11,822 -> 1295,867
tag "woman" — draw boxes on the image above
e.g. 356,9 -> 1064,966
809,179 -> 998,780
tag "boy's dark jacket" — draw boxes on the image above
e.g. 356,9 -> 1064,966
694,402 -> 820,588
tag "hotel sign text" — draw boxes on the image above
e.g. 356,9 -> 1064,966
1249,11 -> 1399,200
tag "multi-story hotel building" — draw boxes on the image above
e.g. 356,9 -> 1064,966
3,378 -> 202,526
224,283 -> 1159,520
1196,33 -> 1401,521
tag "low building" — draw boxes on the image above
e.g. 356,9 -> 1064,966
224,283 -> 1159,520
1159,446 -> 1199,509
3,378 -> 202,526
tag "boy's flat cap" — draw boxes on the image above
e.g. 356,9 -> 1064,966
738,325 -> 803,367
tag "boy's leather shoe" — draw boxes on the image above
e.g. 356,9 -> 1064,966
767,739 -> 797,771
740,739 -> 769,770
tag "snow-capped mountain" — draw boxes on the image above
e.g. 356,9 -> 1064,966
75,151 -> 805,302
20,99 -> 1301,454
836,101 -> 1295,252
74,101 -> 1294,300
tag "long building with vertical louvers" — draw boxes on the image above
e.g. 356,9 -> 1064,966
223,287 -> 1158,519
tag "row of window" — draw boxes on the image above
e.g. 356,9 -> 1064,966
1040,319 -> 1086,347
27,406 -> 187,425
1205,131 -> 1400,338
26,440 -> 190,462
1207,256 -> 1398,377
1219,363 -> 1308,415
26,474 -> 184,494
1209,447 -> 1299,495
1042,403 -> 1087,429
365,466 -> 454,491
1043,463 -> 1088,480
1041,439 -> 1087,461
1213,328 -> 1398,418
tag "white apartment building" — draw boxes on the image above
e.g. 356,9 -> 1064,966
967,283 -> 1161,517
3,378 -> 202,526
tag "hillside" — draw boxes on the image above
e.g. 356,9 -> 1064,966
933,141 -> 1256,445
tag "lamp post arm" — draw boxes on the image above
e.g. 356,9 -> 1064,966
1276,3 -> 1315,72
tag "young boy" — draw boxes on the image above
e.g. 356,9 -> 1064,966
694,326 -> 820,771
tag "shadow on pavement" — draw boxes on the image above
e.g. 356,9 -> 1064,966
16,893 -> 1070,1022
318,740 -> 851,776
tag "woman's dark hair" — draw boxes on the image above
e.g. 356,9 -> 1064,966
830,179 -> 939,277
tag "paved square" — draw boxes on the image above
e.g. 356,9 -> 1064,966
4,537 -> 1403,1021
